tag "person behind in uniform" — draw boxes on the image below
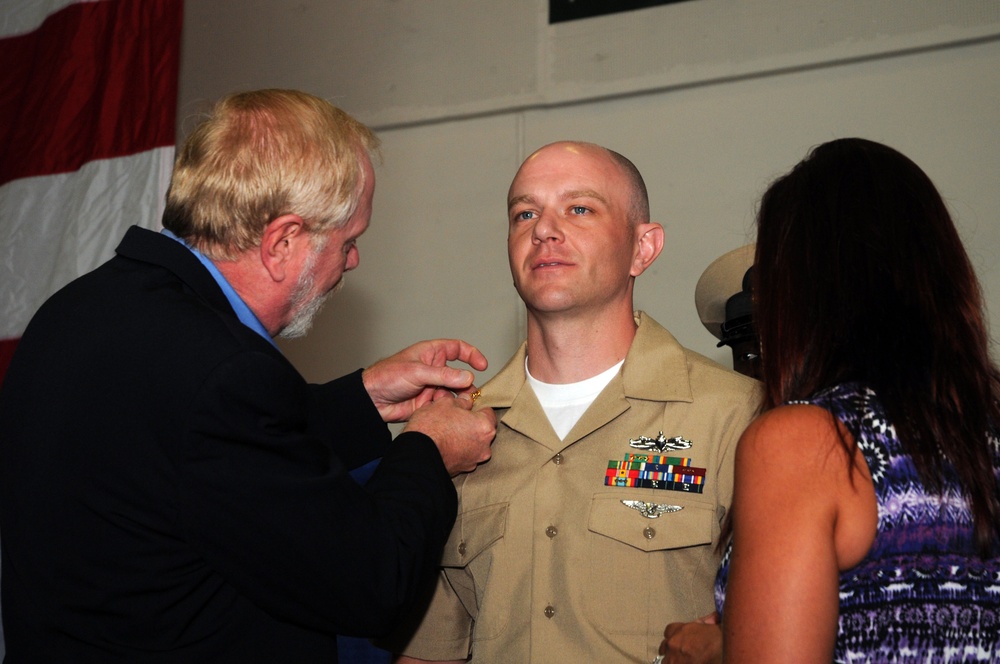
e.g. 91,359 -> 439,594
694,244 -> 760,380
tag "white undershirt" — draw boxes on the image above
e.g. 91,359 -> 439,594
526,359 -> 624,440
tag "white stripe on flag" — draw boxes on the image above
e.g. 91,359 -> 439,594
0,0 -> 100,37
0,0 -> 180,346
0,146 -> 173,339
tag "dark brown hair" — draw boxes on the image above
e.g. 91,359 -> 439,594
753,137 -> 1000,554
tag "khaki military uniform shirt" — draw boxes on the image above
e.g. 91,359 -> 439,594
387,312 -> 761,663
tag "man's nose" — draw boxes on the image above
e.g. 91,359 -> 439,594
532,211 -> 563,243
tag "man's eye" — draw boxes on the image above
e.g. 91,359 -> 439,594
570,206 -> 589,215
514,210 -> 535,221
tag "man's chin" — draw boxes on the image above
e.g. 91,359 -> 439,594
278,280 -> 342,340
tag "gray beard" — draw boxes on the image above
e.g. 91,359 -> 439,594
278,255 -> 343,339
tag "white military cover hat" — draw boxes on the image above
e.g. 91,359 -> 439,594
694,244 -> 755,341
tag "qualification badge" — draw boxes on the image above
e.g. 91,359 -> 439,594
628,431 -> 692,452
620,500 -> 683,519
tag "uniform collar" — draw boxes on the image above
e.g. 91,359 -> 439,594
478,311 -> 694,411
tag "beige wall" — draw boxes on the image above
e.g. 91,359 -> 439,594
179,1 -> 1000,382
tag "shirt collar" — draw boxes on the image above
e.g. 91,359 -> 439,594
160,228 -> 277,348
478,311 -> 694,410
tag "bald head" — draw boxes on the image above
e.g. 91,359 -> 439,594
510,141 -> 649,226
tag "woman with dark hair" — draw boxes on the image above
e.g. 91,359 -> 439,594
662,138 -> 1000,663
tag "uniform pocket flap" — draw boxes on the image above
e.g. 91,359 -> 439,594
441,502 -> 508,566
588,492 -> 714,552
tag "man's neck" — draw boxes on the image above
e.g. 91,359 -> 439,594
214,255 -> 286,337
525,304 -> 637,384
161,229 -> 278,345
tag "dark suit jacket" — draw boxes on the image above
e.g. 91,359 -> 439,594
0,226 -> 457,662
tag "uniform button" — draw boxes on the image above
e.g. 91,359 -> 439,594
545,526 -> 558,538
552,453 -> 563,465
643,526 -> 656,540
458,541 -> 467,555
544,605 -> 556,618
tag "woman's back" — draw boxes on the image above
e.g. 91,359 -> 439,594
805,383 -> 999,661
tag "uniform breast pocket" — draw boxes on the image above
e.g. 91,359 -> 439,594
584,492 -> 717,633
441,502 -> 511,639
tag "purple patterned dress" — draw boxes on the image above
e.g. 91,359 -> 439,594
715,383 -> 1000,662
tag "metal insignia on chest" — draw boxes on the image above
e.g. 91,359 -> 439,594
620,500 -> 683,519
628,431 -> 693,452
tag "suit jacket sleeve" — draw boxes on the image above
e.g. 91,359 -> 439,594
306,368 -> 391,469
176,348 -> 457,637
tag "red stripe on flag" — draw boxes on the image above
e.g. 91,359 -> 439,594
0,0 -> 182,186
0,337 -> 19,389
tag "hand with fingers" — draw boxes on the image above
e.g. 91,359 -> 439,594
362,338 -> 488,423
657,612 -> 722,664
403,393 -> 497,477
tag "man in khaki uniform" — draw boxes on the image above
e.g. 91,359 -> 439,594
384,142 -> 760,663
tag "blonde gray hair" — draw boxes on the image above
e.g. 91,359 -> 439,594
163,89 -> 380,260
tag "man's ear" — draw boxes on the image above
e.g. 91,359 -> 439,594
259,214 -> 306,282
631,222 -> 664,277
